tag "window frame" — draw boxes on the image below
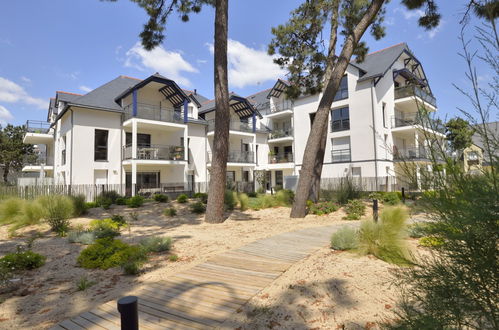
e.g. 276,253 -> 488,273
333,75 -> 349,101
331,107 -> 350,132
94,129 -> 109,162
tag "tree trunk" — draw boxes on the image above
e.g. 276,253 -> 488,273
3,163 -> 9,183
205,0 -> 230,223
291,0 -> 386,218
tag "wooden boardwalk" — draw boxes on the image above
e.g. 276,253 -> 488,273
52,224 -> 350,329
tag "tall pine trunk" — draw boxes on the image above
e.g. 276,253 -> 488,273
291,0 -> 386,218
205,0 -> 230,223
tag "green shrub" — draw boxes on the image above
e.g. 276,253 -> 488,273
8,201 -> 45,233
407,222 -> 431,238
419,236 -> 444,248
343,199 -> 366,220
126,195 -> 144,208
68,230 -> 96,245
76,276 -> 96,291
176,194 -> 188,203
273,185 -> 283,192
368,191 -> 384,201
115,197 -> 127,205
89,218 -> 121,239
140,236 -> 172,253
309,201 -> 339,215
358,206 -> 411,265
190,201 -> 206,214
224,190 -> 236,210
0,198 -> 24,225
0,250 -> 46,271
168,254 -> 179,262
37,195 -> 74,234
85,201 -> 98,209
193,192 -> 208,204
247,191 -> 257,198
164,207 -> 176,217
238,193 -> 249,211
99,197 -> 112,210
122,261 -> 143,275
110,214 -> 127,227
128,212 -> 139,222
335,177 -> 361,205
382,192 -> 401,205
77,238 -> 147,270
71,195 -> 87,217
153,194 -> 168,203
275,189 -> 294,206
330,226 -> 359,250
97,190 -> 120,204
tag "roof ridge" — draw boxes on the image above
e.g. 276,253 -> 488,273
120,75 -> 142,81
57,91 -> 82,96
246,87 -> 272,98
365,42 -> 406,57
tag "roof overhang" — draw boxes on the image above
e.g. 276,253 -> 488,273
267,79 -> 291,99
393,68 -> 427,87
199,95 -> 263,119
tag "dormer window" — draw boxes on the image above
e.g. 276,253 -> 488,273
188,105 -> 194,118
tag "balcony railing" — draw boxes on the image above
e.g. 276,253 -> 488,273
123,103 -> 184,124
331,149 -> 351,163
331,119 -> 350,132
393,147 -> 430,161
123,144 -> 185,161
26,120 -> 51,134
392,113 -> 445,133
24,152 -> 53,166
269,103 -> 293,114
268,153 -> 293,164
269,128 -> 293,140
394,85 -> 437,107
207,150 -> 255,163
208,119 -> 264,133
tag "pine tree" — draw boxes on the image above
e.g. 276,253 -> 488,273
0,125 -> 34,183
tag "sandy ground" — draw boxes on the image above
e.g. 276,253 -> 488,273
0,200 -> 423,329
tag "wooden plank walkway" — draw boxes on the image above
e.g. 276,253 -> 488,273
52,224 -> 353,329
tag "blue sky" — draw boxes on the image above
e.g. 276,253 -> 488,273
0,0 -> 490,126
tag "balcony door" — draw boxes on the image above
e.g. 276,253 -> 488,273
126,133 -> 151,147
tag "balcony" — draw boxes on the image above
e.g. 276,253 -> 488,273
123,103 -> 185,125
394,85 -> 436,107
207,150 -> 255,164
123,144 -> 185,161
392,113 -> 445,133
268,153 -> 293,164
331,149 -> 351,163
207,119 -> 267,135
24,152 -> 53,166
268,128 -> 293,142
23,120 -> 53,144
331,119 -> 350,132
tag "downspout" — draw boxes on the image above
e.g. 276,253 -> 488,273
70,108 -> 74,188
120,112 -> 123,194
370,80 -> 378,189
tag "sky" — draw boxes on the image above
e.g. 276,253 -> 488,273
0,0 -> 492,126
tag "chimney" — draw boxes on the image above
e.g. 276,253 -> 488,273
194,89 -> 197,95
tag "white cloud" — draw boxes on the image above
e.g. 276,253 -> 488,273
124,42 -> 198,86
79,85 -> 92,93
0,105 -> 14,125
20,76 -> 31,84
393,7 -> 424,20
196,59 -> 208,65
428,20 -> 444,39
0,77 -> 46,109
207,39 -> 286,88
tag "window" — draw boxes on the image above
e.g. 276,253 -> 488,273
331,136 -> 351,163
382,102 -> 387,128
226,171 -> 236,183
188,105 -> 194,118
275,170 -> 283,187
243,171 -> 249,182
331,107 -> 350,132
333,75 -> 348,101
61,135 -> 66,165
125,133 -> 151,146
94,129 -> 108,161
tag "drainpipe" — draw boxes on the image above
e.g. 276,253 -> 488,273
120,113 -> 123,195
69,108 -> 74,190
370,80 -> 378,189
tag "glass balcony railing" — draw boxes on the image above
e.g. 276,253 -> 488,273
394,85 -> 437,107
392,113 -> 445,133
123,103 -> 184,124
269,128 -> 293,140
268,153 -> 293,163
207,150 -> 255,163
24,152 -> 53,166
331,149 -> 351,163
207,119 -> 267,133
25,120 -> 52,134
123,144 -> 185,161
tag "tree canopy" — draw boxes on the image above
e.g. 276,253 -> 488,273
445,117 -> 475,152
0,124 -> 34,183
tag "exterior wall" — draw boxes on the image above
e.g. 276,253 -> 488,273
187,123 -> 208,183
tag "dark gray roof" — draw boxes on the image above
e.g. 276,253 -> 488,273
246,88 -> 271,112
355,42 -> 410,82
472,121 -> 499,155
56,91 -> 81,103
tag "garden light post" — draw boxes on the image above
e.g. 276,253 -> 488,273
401,187 -> 406,204
117,296 -> 139,330
373,199 -> 378,223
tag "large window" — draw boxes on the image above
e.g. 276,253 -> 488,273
61,135 -> 66,165
331,107 -> 350,132
125,133 -> 151,146
331,136 -> 351,163
333,75 -> 348,101
94,129 -> 108,161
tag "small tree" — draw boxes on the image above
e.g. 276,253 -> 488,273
0,124 -> 34,183
445,117 -> 474,152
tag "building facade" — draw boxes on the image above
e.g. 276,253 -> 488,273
22,43 -> 443,194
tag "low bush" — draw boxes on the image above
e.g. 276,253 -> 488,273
309,201 -> 339,215
368,191 -> 384,201
140,236 -> 172,253
358,206 -> 411,265
153,194 -> 168,203
71,195 -> 87,217
77,238 -> 148,270
343,199 -> 366,220
273,185 -> 283,192
164,207 -> 176,217
335,177 -> 361,205
0,198 -> 24,225
419,236 -> 444,248
247,191 -> 257,198
76,276 -> 95,291
126,195 -> 144,208
110,214 -> 127,227
89,218 -> 122,239
168,254 -> 179,262
238,193 -> 249,211
275,189 -> 294,206
224,190 -> 236,210
115,197 -> 127,205
122,261 -> 142,275
85,201 -> 98,209
176,194 -> 188,203
407,222 -> 431,238
97,190 -> 120,204
0,250 -> 46,271
38,195 -> 74,234
331,226 -> 359,250
67,230 -> 96,245
382,192 -> 401,205
99,197 -> 112,210
9,201 -> 45,233
193,192 -> 208,204
190,201 -> 206,214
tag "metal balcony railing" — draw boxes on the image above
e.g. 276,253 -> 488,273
268,153 -> 293,163
391,113 -> 445,133
269,128 -> 293,140
394,85 -> 437,107
24,152 -> 53,166
331,149 -> 351,163
123,144 -> 185,161
269,103 -> 293,114
123,103 -> 184,124
331,119 -> 350,132
207,150 -> 255,163
207,119 -> 260,133
26,120 -> 51,134
393,147 -> 430,161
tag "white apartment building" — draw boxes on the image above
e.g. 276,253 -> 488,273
22,43 -> 443,194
